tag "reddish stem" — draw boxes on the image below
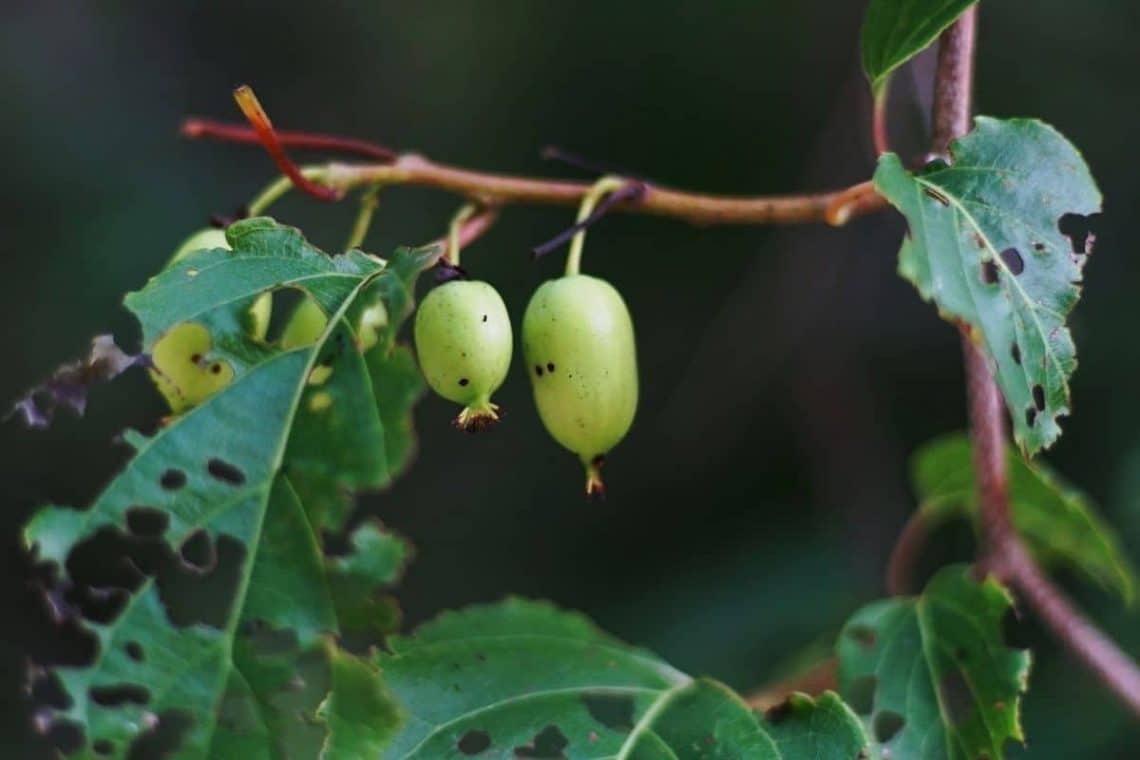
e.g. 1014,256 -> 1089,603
942,10 -> 1140,718
231,86 -> 341,202
432,206 -> 501,263
180,118 -> 397,163
886,510 -> 933,596
872,90 -> 890,155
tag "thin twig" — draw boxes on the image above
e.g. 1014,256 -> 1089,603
942,9 -> 1140,718
181,118 -> 397,162
531,180 -> 647,258
872,91 -> 890,155
187,87 -> 889,228
886,510 -> 933,597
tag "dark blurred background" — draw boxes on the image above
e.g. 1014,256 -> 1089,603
2,1 -> 1138,756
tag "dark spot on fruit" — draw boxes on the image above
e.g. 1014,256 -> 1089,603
126,507 -> 169,538
981,261 -> 999,284
999,247 -> 1025,275
583,693 -> 635,731
210,363 -> 223,375
482,314 -> 488,322
459,378 -> 469,387
534,365 -> 543,377
1011,343 -> 1022,365
513,725 -> 568,758
1032,384 -> 1045,411
125,641 -> 144,662
873,710 -> 905,743
189,353 -> 202,364
90,683 -> 150,707
1033,242 -> 1046,252
458,729 -> 491,755
159,469 -> 186,491
206,458 -> 245,486
547,362 -> 555,372
1026,407 -> 1037,427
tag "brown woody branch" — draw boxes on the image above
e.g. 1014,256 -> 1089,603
183,86 -> 888,231
942,8 -> 1140,718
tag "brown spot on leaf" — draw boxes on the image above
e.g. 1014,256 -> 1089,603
513,725 -> 568,758
939,668 -> 974,725
999,248 -> 1025,275
872,710 -> 905,743
458,729 -> 491,755
583,693 -> 634,732
206,458 -> 246,486
924,187 -> 950,206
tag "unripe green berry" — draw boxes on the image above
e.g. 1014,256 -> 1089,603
150,322 -> 234,414
522,274 -> 637,496
167,227 -> 271,341
170,227 -> 229,264
414,280 -> 512,431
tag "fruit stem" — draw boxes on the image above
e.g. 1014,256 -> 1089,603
565,176 -> 627,276
345,184 -> 383,250
584,457 -> 607,501
446,203 -> 481,266
247,167 -> 329,216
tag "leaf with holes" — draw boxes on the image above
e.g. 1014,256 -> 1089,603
376,598 -> 873,758
911,433 -> 1138,604
876,117 -> 1102,454
860,0 -> 977,96
837,565 -> 1031,760
24,219 -> 439,758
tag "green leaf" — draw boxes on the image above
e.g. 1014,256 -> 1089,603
319,647 -> 402,759
837,566 -> 1031,760
860,0 -> 977,96
875,117 -> 1102,454
912,433 -> 1138,604
327,520 -> 414,639
376,598 -> 873,758
24,219 -> 438,758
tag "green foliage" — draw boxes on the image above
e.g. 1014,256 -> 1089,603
912,433 -> 1138,604
23,219 -> 437,758
376,598 -> 873,758
875,117 -> 1102,455
860,0 -> 977,96
837,566 -> 1030,760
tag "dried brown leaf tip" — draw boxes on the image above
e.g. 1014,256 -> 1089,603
10,335 -> 147,428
